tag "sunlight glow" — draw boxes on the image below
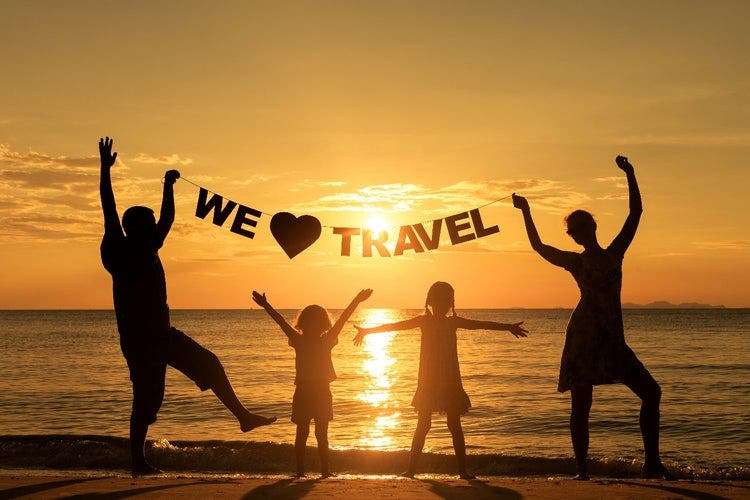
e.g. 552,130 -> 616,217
364,215 -> 390,234
356,309 -> 401,449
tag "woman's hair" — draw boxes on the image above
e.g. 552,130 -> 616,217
564,210 -> 597,234
295,305 -> 332,335
424,281 -> 456,317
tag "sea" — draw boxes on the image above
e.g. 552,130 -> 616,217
0,309 -> 748,479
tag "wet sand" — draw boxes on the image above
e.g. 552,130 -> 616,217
0,474 -> 747,499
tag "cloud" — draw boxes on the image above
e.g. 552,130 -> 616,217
289,178 -> 588,217
226,172 -> 292,186
4,212 -> 101,241
0,144 -> 178,242
594,176 -> 626,187
691,241 -> 750,251
0,144 -> 99,168
289,179 -> 347,192
132,153 -> 194,166
0,144 -> 100,189
640,252 -> 695,258
595,193 -> 628,201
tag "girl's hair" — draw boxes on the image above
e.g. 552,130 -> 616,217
295,305 -> 332,335
424,281 -> 456,317
564,209 -> 597,234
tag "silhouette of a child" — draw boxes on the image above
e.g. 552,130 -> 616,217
354,281 -> 527,479
253,289 -> 372,477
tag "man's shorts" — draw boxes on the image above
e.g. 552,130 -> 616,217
123,327 -> 225,425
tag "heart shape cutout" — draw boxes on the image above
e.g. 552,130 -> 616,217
270,212 -> 322,259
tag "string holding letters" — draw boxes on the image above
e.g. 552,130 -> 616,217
180,177 -> 508,259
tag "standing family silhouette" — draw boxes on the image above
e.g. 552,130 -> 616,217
99,137 -> 666,480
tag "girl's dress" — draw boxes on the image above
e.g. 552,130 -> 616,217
558,247 -> 647,393
289,333 -> 337,423
412,316 -> 471,414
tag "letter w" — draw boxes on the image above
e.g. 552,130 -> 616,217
195,187 -> 237,226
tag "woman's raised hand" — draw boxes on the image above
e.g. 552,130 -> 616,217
615,155 -> 634,174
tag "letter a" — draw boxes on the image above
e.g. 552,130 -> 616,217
394,225 -> 425,256
413,220 -> 442,250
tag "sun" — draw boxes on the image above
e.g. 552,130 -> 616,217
365,215 -> 390,234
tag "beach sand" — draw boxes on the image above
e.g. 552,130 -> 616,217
0,474 -> 747,499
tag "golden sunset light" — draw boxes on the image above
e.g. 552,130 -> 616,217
355,309 -> 402,450
1,2 -> 749,496
364,215 -> 390,235
0,2 -> 747,309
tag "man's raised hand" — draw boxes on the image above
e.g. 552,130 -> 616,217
99,137 -> 117,169
164,169 -> 180,185
512,193 -> 529,211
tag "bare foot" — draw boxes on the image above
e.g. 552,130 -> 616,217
573,473 -> 589,481
240,413 -> 277,432
293,472 -> 307,479
642,462 -> 672,480
399,470 -> 415,479
459,472 -> 476,480
132,462 -> 162,477
320,471 -> 336,479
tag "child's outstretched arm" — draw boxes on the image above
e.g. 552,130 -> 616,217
454,317 -> 528,338
327,288 -> 373,342
251,291 -> 298,340
353,315 -> 423,346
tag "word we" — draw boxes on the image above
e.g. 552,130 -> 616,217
195,188 -> 262,239
333,209 -> 499,257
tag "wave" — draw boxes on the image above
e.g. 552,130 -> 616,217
1,435 -> 747,480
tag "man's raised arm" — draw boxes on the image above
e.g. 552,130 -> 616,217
99,137 -> 122,236
156,169 -> 180,245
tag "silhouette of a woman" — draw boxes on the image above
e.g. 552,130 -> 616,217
513,156 -> 668,480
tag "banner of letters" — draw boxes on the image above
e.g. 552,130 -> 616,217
193,185 -> 501,259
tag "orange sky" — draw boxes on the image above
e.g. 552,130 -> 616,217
0,1 -> 748,308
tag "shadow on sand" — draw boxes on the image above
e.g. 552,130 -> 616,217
67,480 -> 227,499
242,477 -> 320,499
0,478 -> 101,498
607,480 -> 732,500
421,478 -> 522,499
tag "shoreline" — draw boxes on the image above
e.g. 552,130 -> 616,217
1,473 -> 748,499
3,435 -> 748,481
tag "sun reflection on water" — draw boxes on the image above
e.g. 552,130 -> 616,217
357,309 -> 401,449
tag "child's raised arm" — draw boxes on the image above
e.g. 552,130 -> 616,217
251,291 -> 298,340
454,317 -> 528,338
327,288 -> 373,341
353,315 -> 423,346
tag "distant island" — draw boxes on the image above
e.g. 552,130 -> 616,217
621,301 -> 725,309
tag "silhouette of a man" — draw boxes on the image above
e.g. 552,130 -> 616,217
98,137 -> 274,475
